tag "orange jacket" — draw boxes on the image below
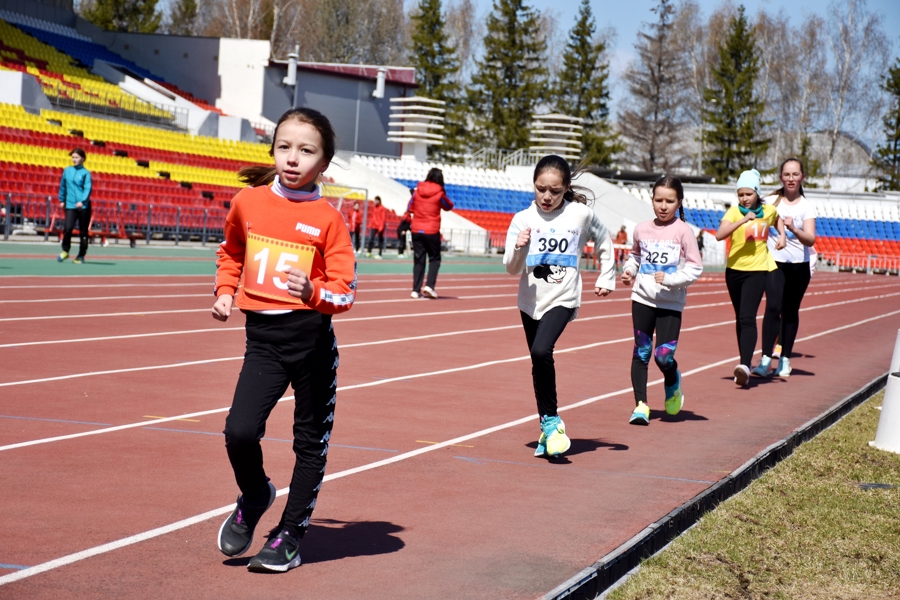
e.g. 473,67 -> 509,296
215,185 -> 356,314
369,202 -> 386,231
408,181 -> 453,235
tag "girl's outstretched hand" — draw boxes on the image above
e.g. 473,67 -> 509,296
286,267 -> 314,301
212,294 -> 233,321
595,287 -> 611,297
515,227 -> 531,249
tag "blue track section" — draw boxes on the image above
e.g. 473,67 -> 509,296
15,24 -> 164,83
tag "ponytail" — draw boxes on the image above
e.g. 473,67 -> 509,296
238,165 -> 277,187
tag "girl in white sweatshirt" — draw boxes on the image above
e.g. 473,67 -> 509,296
504,155 -> 616,458
620,176 -> 703,425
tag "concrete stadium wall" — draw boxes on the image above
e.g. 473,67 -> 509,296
263,67 -> 403,158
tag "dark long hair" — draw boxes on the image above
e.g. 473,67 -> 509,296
533,155 -> 591,205
652,175 -> 686,222
773,157 -> 805,205
238,107 -> 336,187
424,167 -> 445,189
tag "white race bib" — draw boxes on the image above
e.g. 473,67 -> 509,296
526,226 -> 581,268
638,240 -> 681,275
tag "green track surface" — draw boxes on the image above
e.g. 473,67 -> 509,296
0,240 -> 509,277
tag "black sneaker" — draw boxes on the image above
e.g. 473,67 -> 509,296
217,482 -> 276,557
248,528 -> 301,573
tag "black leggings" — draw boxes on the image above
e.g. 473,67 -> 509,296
412,232 -> 442,291
725,268 -> 767,367
366,228 -> 385,255
631,302 -> 682,403
521,306 -> 574,418
762,261 -> 811,358
223,309 -> 338,538
62,206 -> 91,258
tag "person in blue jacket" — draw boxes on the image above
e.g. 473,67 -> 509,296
58,148 -> 92,263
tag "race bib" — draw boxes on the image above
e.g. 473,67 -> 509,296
526,226 -> 581,268
243,233 -> 315,304
638,240 -> 681,274
743,220 -> 769,242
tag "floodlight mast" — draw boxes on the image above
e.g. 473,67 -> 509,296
283,45 -> 300,108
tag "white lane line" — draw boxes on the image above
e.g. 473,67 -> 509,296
1,307 -> 898,586
0,294 -> 209,304
0,328 -> 243,349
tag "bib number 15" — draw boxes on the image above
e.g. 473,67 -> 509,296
254,247 -> 297,290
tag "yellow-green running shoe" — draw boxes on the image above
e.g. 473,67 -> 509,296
540,415 -> 570,457
629,401 -> 650,425
57,251 -> 68,262
534,431 -> 547,457
664,370 -> 684,415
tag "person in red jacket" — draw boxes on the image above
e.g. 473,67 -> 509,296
408,168 -> 454,298
212,107 -> 356,573
365,196 -> 387,259
349,201 -> 363,254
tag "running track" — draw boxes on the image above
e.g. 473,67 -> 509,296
0,271 -> 898,599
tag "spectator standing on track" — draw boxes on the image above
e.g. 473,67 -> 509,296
397,210 -> 411,258
716,169 -> 785,388
409,168 -> 454,298
57,147 -> 92,264
753,158 -> 817,379
614,225 -> 628,271
504,155 -> 616,458
212,107 -> 356,573
349,201 -> 363,254
696,230 -> 705,259
365,196 -> 386,259
620,176 -> 703,426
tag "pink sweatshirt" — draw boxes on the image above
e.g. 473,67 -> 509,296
621,219 -> 703,312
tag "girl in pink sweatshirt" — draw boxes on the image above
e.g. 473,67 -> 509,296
620,176 -> 703,425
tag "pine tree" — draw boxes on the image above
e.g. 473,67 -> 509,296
702,5 -> 769,181
83,0 -> 162,33
553,0 -> 621,166
408,0 -> 463,159
874,58 -> 900,191
466,0 -> 549,152
166,0 -> 198,35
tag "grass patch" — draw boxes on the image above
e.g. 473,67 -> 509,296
608,391 -> 900,600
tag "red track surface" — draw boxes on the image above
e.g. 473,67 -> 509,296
1,271 -> 898,599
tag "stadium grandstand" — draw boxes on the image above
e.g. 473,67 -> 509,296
0,0 -> 898,275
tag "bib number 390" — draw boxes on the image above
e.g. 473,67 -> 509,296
243,233 -> 315,303
537,237 -> 568,253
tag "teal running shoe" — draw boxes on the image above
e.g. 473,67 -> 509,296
534,431 -> 547,457
664,370 -> 684,415
751,356 -> 772,378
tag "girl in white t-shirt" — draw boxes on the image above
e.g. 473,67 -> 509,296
753,158 -> 817,379
504,155 -> 616,458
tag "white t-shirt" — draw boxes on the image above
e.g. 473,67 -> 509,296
764,194 -> 817,263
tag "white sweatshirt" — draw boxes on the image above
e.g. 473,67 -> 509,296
504,201 -> 616,320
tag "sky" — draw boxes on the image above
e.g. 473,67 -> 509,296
469,0 -> 900,110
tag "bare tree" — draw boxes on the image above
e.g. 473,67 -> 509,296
618,0 -> 690,172
203,0 -> 408,64
822,0 -> 890,187
674,0 -> 736,175
445,0 -> 480,83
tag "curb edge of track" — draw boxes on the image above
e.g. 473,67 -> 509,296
542,372 -> 889,600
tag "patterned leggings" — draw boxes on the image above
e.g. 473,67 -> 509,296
631,302 -> 682,404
